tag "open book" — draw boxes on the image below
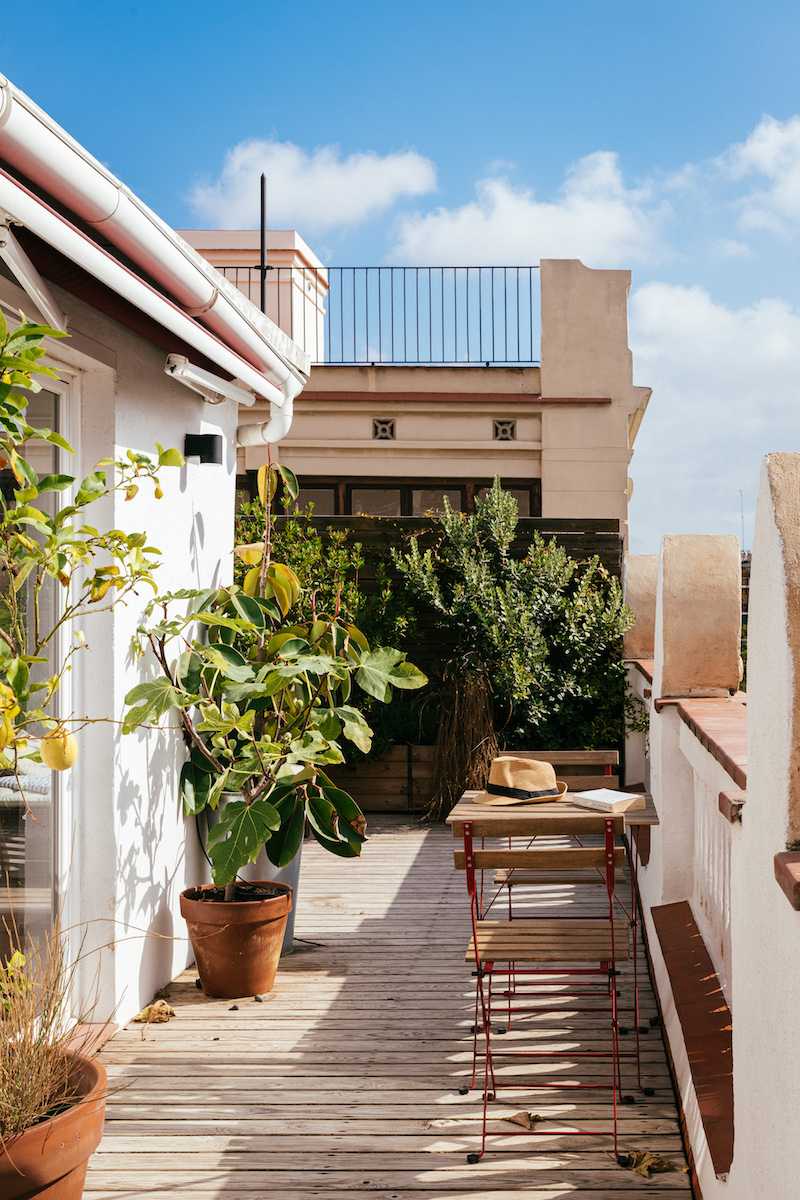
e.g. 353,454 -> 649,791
568,788 -> 647,814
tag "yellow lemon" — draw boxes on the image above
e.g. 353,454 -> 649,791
0,714 -> 14,752
0,683 -> 20,751
41,728 -> 78,771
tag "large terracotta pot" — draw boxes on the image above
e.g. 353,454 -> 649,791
0,1054 -> 106,1200
180,881 -> 292,999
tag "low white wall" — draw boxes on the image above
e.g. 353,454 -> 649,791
724,457 -> 800,1200
623,663 -> 649,788
637,704 -> 734,1199
635,465 -> 800,1200
678,723 -> 733,998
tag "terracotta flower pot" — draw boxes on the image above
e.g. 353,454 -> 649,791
0,1054 -> 106,1200
180,881 -> 293,999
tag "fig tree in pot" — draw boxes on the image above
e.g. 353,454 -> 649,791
124,461 -> 426,999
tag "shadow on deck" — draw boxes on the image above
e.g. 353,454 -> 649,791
87,816 -> 693,1199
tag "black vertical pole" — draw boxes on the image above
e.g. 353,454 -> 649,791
259,173 -> 267,313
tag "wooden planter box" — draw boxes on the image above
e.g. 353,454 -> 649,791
330,746 -> 621,816
330,745 -> 435,814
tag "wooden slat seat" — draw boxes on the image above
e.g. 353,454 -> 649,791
493,868 -> 622,887
454,845 -> 625,871
466,918 -> 630,963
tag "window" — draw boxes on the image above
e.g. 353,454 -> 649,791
476,481 -> 540,517
245,473 -> 541,517
296,487 -> 336,515
510,488 -> 531,516
412,488 -> 462,516
0,390 -> 59,956
350,487 -> 403,516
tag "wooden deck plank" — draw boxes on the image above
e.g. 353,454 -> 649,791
87,818 -> 692,1198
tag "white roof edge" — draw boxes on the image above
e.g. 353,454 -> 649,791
0,74 -> 310,397
0,169 -> 292,409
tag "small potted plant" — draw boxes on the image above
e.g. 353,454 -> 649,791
125,461 -> 427,998
0,927 -> 106,1200
0,313 -> 181,1198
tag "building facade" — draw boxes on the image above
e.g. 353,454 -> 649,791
182,232 -> 651,538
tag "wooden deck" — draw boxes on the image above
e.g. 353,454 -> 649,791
86,817 -> 693,1199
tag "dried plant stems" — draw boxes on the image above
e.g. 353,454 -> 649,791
428,667 -> 498,821
0,920 -> 98,1143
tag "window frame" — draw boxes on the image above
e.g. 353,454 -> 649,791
238,473 -> 542,517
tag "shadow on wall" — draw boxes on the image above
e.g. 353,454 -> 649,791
114,727 -> 203,1017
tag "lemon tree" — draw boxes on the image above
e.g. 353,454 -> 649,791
0,314 -> 182,771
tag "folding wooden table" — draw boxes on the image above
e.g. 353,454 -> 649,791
447,790 -> 660,1099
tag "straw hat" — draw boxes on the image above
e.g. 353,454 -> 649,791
475,755 -> 569,807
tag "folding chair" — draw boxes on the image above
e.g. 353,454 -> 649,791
490,830 -> 651,1092
454,815 -> 631,1162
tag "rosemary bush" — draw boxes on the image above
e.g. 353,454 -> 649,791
393,481 -> 633,815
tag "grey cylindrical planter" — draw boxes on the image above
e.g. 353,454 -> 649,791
204,797 -> 303,955
244,842 -> 303,955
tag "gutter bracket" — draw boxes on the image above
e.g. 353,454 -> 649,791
0,213 -> 67,331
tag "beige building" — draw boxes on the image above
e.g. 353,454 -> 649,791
182,231 -> 651,535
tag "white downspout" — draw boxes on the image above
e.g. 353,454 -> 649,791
236,374 -> 302,446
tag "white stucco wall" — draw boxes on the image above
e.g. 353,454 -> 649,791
724,457 -> 800,1200
637,706 -> 734,1198
623,663 -> 649,788
634,459 -> 800,1200
635,532 -> 742,1198
41,287 -> 237,1025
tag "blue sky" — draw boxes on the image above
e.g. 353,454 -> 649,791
5,0 -> 800,549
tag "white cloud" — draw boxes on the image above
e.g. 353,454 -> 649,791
721,115 -> 800,234
189,139 -> 436,232
629,282 -> 800,551
712,237 -> 752,259
390,151 -> 665,266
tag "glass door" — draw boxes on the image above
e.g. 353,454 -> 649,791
0,389 -> 60,956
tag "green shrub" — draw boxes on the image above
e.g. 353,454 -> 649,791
393,482 -> 633,814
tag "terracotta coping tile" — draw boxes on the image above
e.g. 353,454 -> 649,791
774,852 -> 800,910
652,696 -> 748,790
718,790 -> 746,823
651,900 -> 733,1178
628,658 -> 654,683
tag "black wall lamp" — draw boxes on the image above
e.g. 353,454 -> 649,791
184,433 -> 223,465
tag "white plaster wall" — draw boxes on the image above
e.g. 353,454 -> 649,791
623,664 -> 648,788
639,706 -> 695,911
45,288 -> 236,1025
637,714 -> 733,1199
679,725 -> 733,998
723,460 -> 800,1200
636,461 -> 800,1200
